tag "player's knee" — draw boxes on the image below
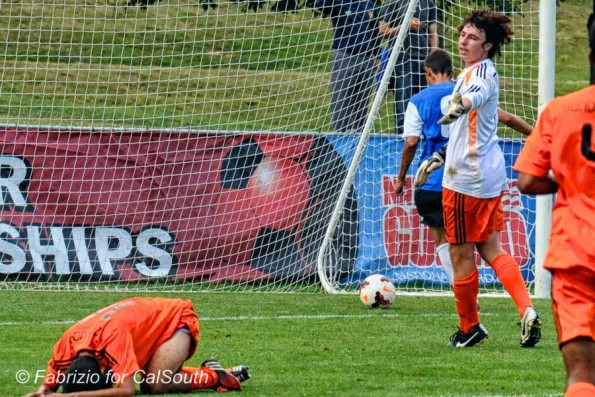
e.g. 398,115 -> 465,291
449,245 -> 474,265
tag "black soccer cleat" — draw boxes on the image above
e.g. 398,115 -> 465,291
447,323 -> 489,347
228,365 -> 250,383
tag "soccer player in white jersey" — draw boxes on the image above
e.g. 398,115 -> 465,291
396,49 -> 532,289
437,9 -> 542,348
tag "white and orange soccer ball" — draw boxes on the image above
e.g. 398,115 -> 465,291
359,274 -> 396,309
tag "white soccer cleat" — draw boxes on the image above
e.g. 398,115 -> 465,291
520,307 -> 542,348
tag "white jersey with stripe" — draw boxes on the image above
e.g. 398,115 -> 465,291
442,58 -> 506,198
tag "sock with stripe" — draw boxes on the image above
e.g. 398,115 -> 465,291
490,253 -> 533,317
453,268 -> 480,333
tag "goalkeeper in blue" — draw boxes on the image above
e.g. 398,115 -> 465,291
393,48 -> 532,286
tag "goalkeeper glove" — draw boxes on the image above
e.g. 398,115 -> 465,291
413,150 -> 445,188
438,92 -> 468,125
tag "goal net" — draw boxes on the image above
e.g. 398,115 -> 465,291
0,0 -> 541,293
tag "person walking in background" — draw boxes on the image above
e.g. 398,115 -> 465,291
394,48 -> 454,281
24,297 -> 250,396
395,48 -> 532,286
315,0 -> 382,133
437,9 -> 541,348
379,0 -> 438,135
513,16 -> 595,397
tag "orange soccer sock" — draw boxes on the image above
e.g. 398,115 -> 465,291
491,253 -> 533,317
180,366 -> 219,390
565,382 -> 595,397
453,268 -> 480,333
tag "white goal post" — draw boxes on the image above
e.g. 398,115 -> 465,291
317,0 -> 556,298
0,0 -> 555,294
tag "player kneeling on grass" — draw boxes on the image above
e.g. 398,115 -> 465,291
24,297 -> 250,397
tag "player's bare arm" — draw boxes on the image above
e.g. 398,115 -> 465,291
394,136 -> 420,194
517,172 -> 559,195
497,109 -> 532,135
428,23 -> 439,49
23,384 -> 50,397
379,18 -> 423,39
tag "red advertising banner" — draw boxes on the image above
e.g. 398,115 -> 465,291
0,126 -> 354,283
0,127 -> 531,287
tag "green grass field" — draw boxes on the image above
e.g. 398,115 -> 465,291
2,291 -> 565,397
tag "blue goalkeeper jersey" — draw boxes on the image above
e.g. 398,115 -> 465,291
402,81 -> 454,192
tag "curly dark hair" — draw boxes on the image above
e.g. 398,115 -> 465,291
459,8 -> 513,59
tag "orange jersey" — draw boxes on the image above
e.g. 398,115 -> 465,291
43,297 -> 199,390
514,85 -> 595,270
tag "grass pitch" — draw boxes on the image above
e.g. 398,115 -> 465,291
2,291 -> 564,397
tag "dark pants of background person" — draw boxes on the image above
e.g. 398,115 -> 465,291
392,57 -> 426,135
330,49 -> 377,133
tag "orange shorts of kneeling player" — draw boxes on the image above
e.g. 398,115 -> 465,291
442,188 -> 504,245
154,300 -> 201,360
178,302 -> 200,359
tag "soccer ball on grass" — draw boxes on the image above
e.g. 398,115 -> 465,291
359,274 -> 396,309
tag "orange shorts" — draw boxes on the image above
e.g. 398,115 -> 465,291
179,301 -> 200,359
155,300 -> 200,360
551,266 -> 595,347
442,188 -> 504,244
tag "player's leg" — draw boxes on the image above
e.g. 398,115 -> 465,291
561,339 -> 595,396
449,243 -> 480,319
474,195 -> 541,347
140,330 -> 219,394
477,230 -> 534,317
199,358 -> 249,392
446,242 -> 487,347
433,229 -> 453,284
442,188 -> 485,346
393,63 -> 408,135
330,51 -> 363,133
480,232 -> 541,346
475,203 -> 541,347
349,55 -> 377,133
414,189 -> 452,283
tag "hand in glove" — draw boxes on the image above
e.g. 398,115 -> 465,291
413,150 -> 445,188
438,92 -> 468,125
